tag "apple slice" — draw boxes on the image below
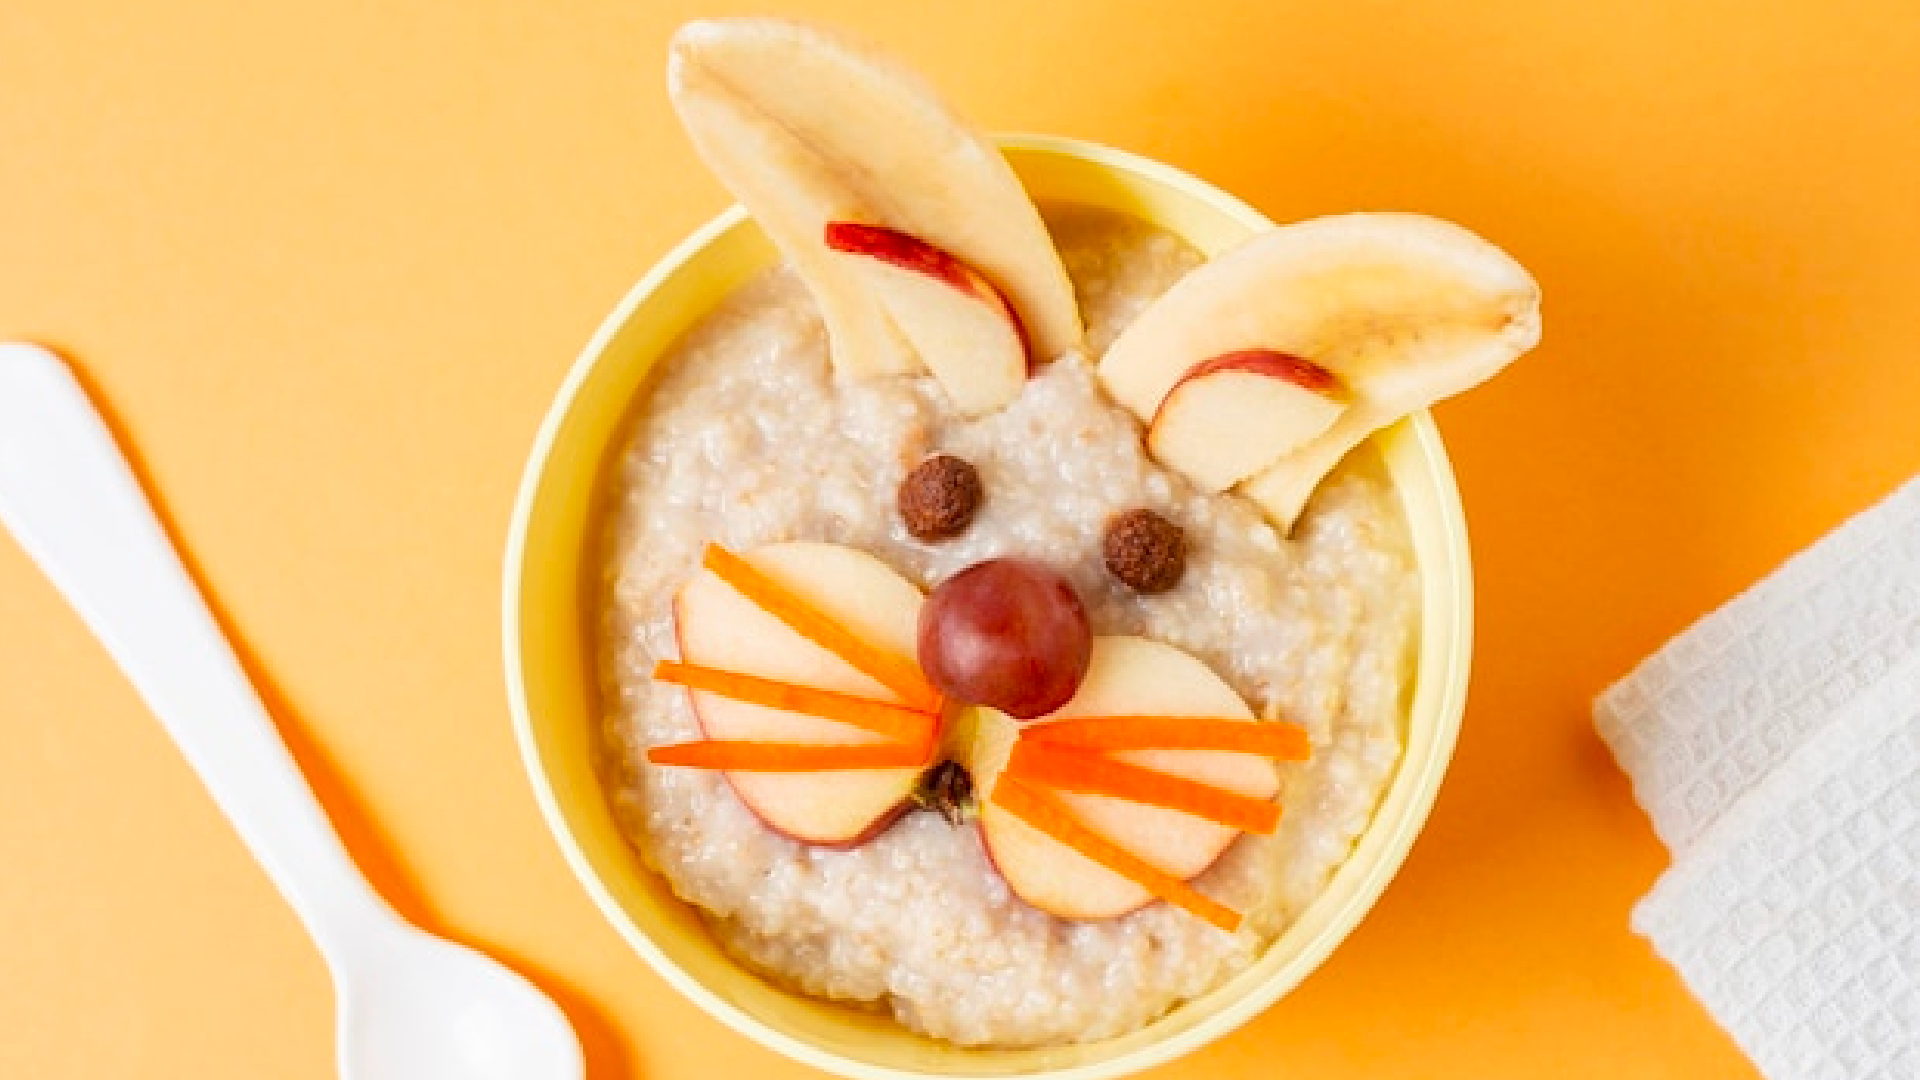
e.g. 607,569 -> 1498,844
826,223 -> 1026,416
1146,350 -> 1348,492
671,542 -> 934,846
975,636 -> 1279,921
668,18 -> 1082,382
1097,213 -> 1541,528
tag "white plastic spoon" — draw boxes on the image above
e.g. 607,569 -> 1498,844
0,343 -> 585,1080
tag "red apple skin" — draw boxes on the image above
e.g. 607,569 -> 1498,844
805,802 -> 912,851
825,221 -> 1031,370
1149,349 -> 1344,427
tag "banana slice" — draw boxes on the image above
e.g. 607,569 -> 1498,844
1097,212 -> 1541,530
669,50 -> 913,378
668,18 -> 1083,397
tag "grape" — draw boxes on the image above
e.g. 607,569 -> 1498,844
917,559 -> 1091,719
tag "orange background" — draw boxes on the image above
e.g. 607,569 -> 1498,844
4,1 -> 1917,1077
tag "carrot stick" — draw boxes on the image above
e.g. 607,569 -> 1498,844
1024,716 -> 1310,761
1004,740 -> 1280,834
647,740 -> 928,771
990,778 -> 1241,933
702,544 -> 941,713
654,661 -> 936,746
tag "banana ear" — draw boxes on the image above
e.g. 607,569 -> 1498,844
1096,212 -> 1541,532
667,18 -> 1083,414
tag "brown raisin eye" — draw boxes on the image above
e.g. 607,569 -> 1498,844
1103,508 -> 1186,593
899,454 -> 982,541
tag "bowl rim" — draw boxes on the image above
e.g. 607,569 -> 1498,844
503,133 -> 1474,1079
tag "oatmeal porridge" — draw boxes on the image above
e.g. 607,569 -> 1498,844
596,206 -> 1420,1048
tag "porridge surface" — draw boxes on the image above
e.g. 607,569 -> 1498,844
598,207 -> 1418,1047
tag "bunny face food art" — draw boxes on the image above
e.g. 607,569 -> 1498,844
598,19 -> 1541,1048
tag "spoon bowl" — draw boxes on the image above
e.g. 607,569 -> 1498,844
336,922 -> 583,1080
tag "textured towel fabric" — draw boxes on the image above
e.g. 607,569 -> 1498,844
1595,479 -> 1919,1080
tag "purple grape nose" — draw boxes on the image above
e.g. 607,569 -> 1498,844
916,558 -> 1092,720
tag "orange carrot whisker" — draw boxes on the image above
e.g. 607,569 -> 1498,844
654,661 -> 936,745
1004,739 -> 1280,834
647,740 -> 929,771
1024,716 -> 1310,761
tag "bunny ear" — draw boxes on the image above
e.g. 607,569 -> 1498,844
1097,212 -> 1542,531
667,18 -> 1083,412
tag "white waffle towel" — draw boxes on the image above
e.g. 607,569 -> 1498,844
1595,479 -> 1918,1080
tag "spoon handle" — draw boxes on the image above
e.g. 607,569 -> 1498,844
0,343 -> 384,953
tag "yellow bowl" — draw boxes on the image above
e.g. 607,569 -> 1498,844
503,135 -> 1472,1079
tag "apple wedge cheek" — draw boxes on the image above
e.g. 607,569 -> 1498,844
668,542 -> 939,848
986,780 -> 1242,932
971,637 -> 1280,924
